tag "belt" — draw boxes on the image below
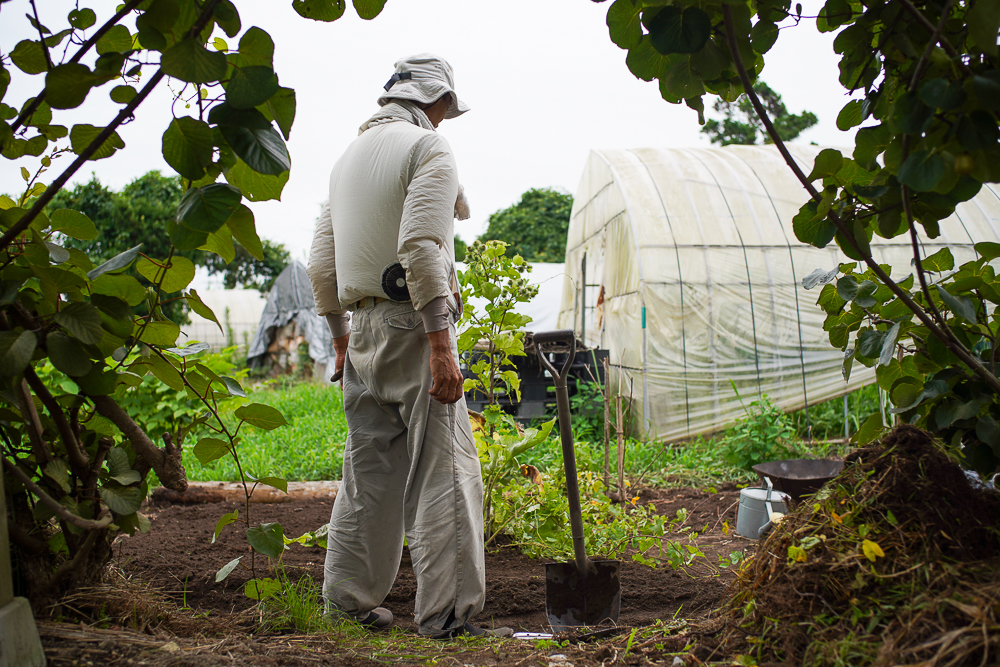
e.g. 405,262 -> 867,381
350,296 -> 389,310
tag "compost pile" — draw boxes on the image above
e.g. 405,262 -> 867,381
717,425 -> 1000,666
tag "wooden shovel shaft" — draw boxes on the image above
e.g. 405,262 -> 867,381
534,330 -> 590,577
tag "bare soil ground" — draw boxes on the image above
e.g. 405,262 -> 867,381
37,483 -> 753,666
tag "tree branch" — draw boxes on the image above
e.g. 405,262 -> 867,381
16,379 -> 51,467
23,366 -> 89,472
29,0 -> 53,71
11,0 -> 145,133
895,0 -> 970,74
1,0 -> 223,252
720,4 -> 1000,396
2,457 -> 113,531
89,394 -> 187,491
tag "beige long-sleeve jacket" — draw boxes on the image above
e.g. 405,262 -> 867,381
307,120 -> 458,325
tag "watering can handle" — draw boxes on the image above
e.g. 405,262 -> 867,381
758,477 -> 776,539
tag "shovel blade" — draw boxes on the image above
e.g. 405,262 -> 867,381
545,560 -> 621,632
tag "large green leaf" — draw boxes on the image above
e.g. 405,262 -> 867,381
45,64 -> 95,109
646,6 -> 711,55
353,0 -> 385,19
223,158 -> 288,201
162,117 -> 214,180
177,183 -> 242,233
77,364 -> 117,395
247,522 -> 285,558
70,124 -> 125,160
226,66 -> 279,110
792,200 -> 835,247
972,71 -> 1000,110
969,0 -> 1000,56
257,87 -> 296,140
54,302 -> 105,345
187,289 -> 222,330
235,402 -> 288,430
660,56 -> 705,99
807,149 -> 844,181
110,85 -> 137,104
136,255 -> 196,293
0,330 -> 37,376
141,0 -> 181,32
200,225 -> 236,264
105,447 -> 141,485
96,25 -> 132,54
836,100 -> 863,131
237,27 -> 274,67
937,285 -> 977,323
898,150 -> 945,192
99,484 -> 144,515
921,247 -> 954,272
224,205 -> 263,259
138,320 -> 181,347
244,577 -> 281,600
50,209 -> 97,240
161,38 -> 228,83
607,0 -> 642,50
10,40 -> 48,75
68,8 -> 97,29
214,0 -> 242,37
750,20 -> 778,54
91,273 -> 145,306
219,124 -> 290,176
87,244 -> 142,280
194,437 -> 230,465
46,331 -> 93,376
292,0 -> 346,21
216,556 -> 242,582
919,78 -> 966,111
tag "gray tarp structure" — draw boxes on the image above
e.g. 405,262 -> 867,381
247,261 -> 335,374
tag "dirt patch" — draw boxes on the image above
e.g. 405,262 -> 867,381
107,483 -> 750,632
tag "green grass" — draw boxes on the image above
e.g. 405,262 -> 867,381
184,382 -> 349,482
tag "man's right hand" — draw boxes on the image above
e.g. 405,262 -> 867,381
427,329 -> 463,404
331,333 -> 349,383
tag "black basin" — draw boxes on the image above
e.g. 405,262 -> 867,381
752,459 -> 844,502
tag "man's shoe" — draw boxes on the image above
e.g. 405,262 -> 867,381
358,607 -> 393,629
433,622 -> 513,639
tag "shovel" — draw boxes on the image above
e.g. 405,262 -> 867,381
533,330 -> 621,632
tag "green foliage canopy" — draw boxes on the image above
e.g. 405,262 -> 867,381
479,188 -> 573,262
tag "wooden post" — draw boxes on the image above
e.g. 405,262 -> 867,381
616,397 -> 625,499
0,463 -> 48,666
603,356 -> 610,491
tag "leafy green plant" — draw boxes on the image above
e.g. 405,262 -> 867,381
458,239 -> 537,405
719,386 -> 799,471
603,0 -> 1000,477
493,467 -> 704,570
1,0 -> 387,602
473,410 -> 554,545
792,384 -> 883,443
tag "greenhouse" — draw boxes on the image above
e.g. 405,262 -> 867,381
556,145 -> 1000,442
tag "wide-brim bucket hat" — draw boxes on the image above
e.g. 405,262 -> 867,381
378,53 -> 469,119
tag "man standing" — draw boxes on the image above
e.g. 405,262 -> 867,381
307,54 -> 501,638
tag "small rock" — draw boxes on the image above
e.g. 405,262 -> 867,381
671,658 -> 685,667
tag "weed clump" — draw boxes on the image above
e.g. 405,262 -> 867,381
719,425 -> 1000,666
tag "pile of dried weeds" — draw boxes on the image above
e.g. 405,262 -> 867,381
719,425 -> 1000,666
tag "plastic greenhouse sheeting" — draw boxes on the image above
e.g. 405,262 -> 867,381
556,144 -> 1000,442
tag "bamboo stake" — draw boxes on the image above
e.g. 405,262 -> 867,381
616,396 -> 625,499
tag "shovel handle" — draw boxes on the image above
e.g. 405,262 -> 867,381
534,330 -> 590,577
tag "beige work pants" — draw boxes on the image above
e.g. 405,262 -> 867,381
322,299 -> 485,635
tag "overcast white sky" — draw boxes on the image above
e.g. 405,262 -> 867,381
1,0 -> 856,265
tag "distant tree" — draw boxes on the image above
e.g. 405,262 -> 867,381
479,188 -> 573,262
203,239 -> 290,293
454,235 -> 468,262
701,82 -> 818,146
51,172 -> 290,301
